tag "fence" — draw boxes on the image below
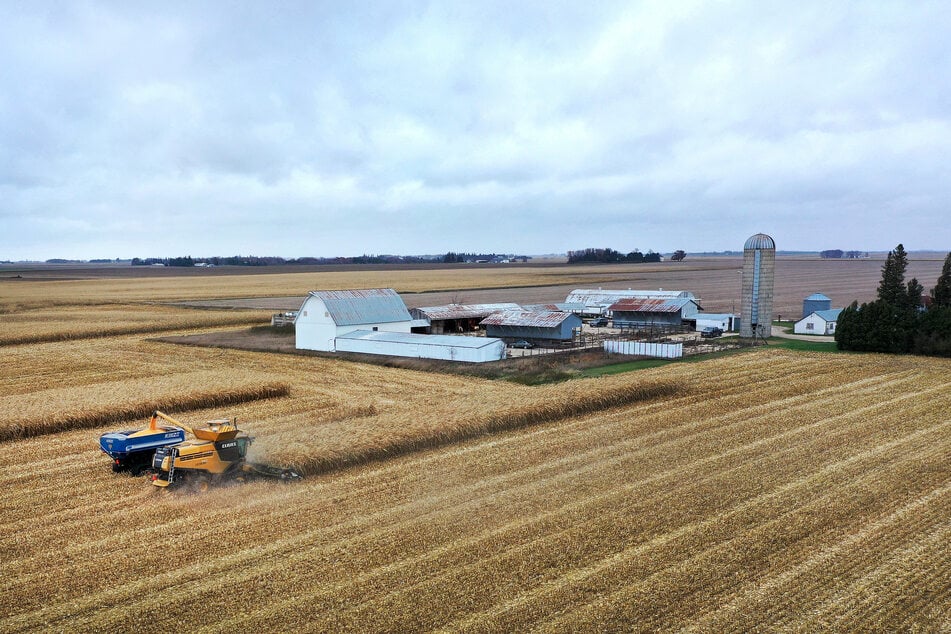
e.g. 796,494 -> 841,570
603,340 -> 684,359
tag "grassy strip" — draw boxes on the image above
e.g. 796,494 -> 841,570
0,383 -> 290,442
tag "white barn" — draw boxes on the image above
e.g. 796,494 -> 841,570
335,331 -> 505,363
296,288 -> 413,352
794,309 -> 843,336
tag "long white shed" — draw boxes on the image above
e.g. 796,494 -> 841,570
335,331 -> 505,363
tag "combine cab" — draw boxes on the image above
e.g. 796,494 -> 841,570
148,411 -> 301,489
99,419 -> 186,475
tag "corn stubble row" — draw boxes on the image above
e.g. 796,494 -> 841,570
1,337 -> 949,631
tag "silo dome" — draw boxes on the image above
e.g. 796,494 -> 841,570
744,233 -> 776,250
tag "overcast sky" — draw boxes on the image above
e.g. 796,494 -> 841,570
2,1 -> 949,260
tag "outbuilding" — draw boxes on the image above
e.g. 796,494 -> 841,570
479,311 -> 583,344
335,330 -> 505,363
565,289 -> 698,316
409,303 -> 521,334
296,288 -> 413,351
609,298 -> 701,329
695,313 -> 739,332
794,308 -> 843,335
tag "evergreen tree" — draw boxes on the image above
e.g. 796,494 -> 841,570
876,244 -> 908,306
932,252 -> 951,308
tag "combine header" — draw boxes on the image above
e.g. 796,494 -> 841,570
147,411 -> 302,488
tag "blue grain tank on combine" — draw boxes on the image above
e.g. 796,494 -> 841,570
99,413 -> 186,475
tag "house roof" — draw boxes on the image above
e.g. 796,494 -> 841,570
608,298 -> 696,313
479,310 -> 580,328
411,303 -> 521,320
813,308 -> 843,322
306,288 -> 411,325
337,330 -> 502,349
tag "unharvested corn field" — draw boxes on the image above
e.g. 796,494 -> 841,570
1,338 -> 948,631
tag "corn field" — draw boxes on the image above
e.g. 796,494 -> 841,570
1,336 -> 948,631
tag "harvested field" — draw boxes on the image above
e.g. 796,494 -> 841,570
1,347 -> 948,631
0,304 -> 269,345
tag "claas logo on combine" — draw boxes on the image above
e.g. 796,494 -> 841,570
219,441 -> 238,449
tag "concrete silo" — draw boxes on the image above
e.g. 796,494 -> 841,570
740,233 -> 775,339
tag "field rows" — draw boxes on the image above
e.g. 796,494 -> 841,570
1,349 -> 948,631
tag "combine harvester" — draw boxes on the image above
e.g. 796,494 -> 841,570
148,411 -> 302,489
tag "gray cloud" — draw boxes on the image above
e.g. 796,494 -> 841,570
2,1 -> 949,260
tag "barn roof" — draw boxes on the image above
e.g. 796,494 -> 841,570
522,302 -> 585,312
479,310 -> 579,328
337,330 -> 502,349
608,298 -> 695,313
306,288 -> 411,325
411,303 -> 521,320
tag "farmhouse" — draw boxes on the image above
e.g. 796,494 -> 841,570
609,298 -> 701,329
409,303 -> 521,334
335,330 -> 505,363
794,308 -> 843,335
296,288 -> 413,351
480,310 -> 583,344
566,289 -> 698,316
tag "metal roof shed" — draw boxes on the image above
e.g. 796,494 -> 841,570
296,288 -> 413,352
409,303 -> 521,334
479,311 -> 583,342
335,331 -> 505,363
565,289 -> 698,315
609,298 -> 701,327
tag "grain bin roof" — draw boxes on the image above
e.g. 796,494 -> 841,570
479,310 -> 577,327
411,303 -> 521,320
744,233 -> 776,250
608,298 -> 695,313
337,330 -> 502,349
307,288 -> 411,325
805,293 -> 831,301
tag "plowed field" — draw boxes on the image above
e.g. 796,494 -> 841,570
1,345 -> 948,631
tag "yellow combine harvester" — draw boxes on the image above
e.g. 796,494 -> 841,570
148,411 -> 301,488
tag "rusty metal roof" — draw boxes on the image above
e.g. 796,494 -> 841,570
479,310 -> 580,327
411,303 -> 521,320
608,298 -> 694,313
306,288 -> 411,325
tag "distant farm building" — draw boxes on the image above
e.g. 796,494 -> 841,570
409,303 -> 521,334
480,311 -> 583,344
794,308 -> 843,336
566,289 -> 698,316
335,330 -> 505,363
609,298 -> 701,329
296,288 -> 413,352
695,313 -> 739,332
802,293 -> 832,318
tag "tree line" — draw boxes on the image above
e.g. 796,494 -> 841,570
567,248 -> 662,264
835,245 -> 951,356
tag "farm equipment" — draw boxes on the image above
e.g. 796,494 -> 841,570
99,415 -> 186,475
148,410 -> 302,488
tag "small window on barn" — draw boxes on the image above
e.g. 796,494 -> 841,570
372,327 -> 378,331
806,323 -> 814,330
